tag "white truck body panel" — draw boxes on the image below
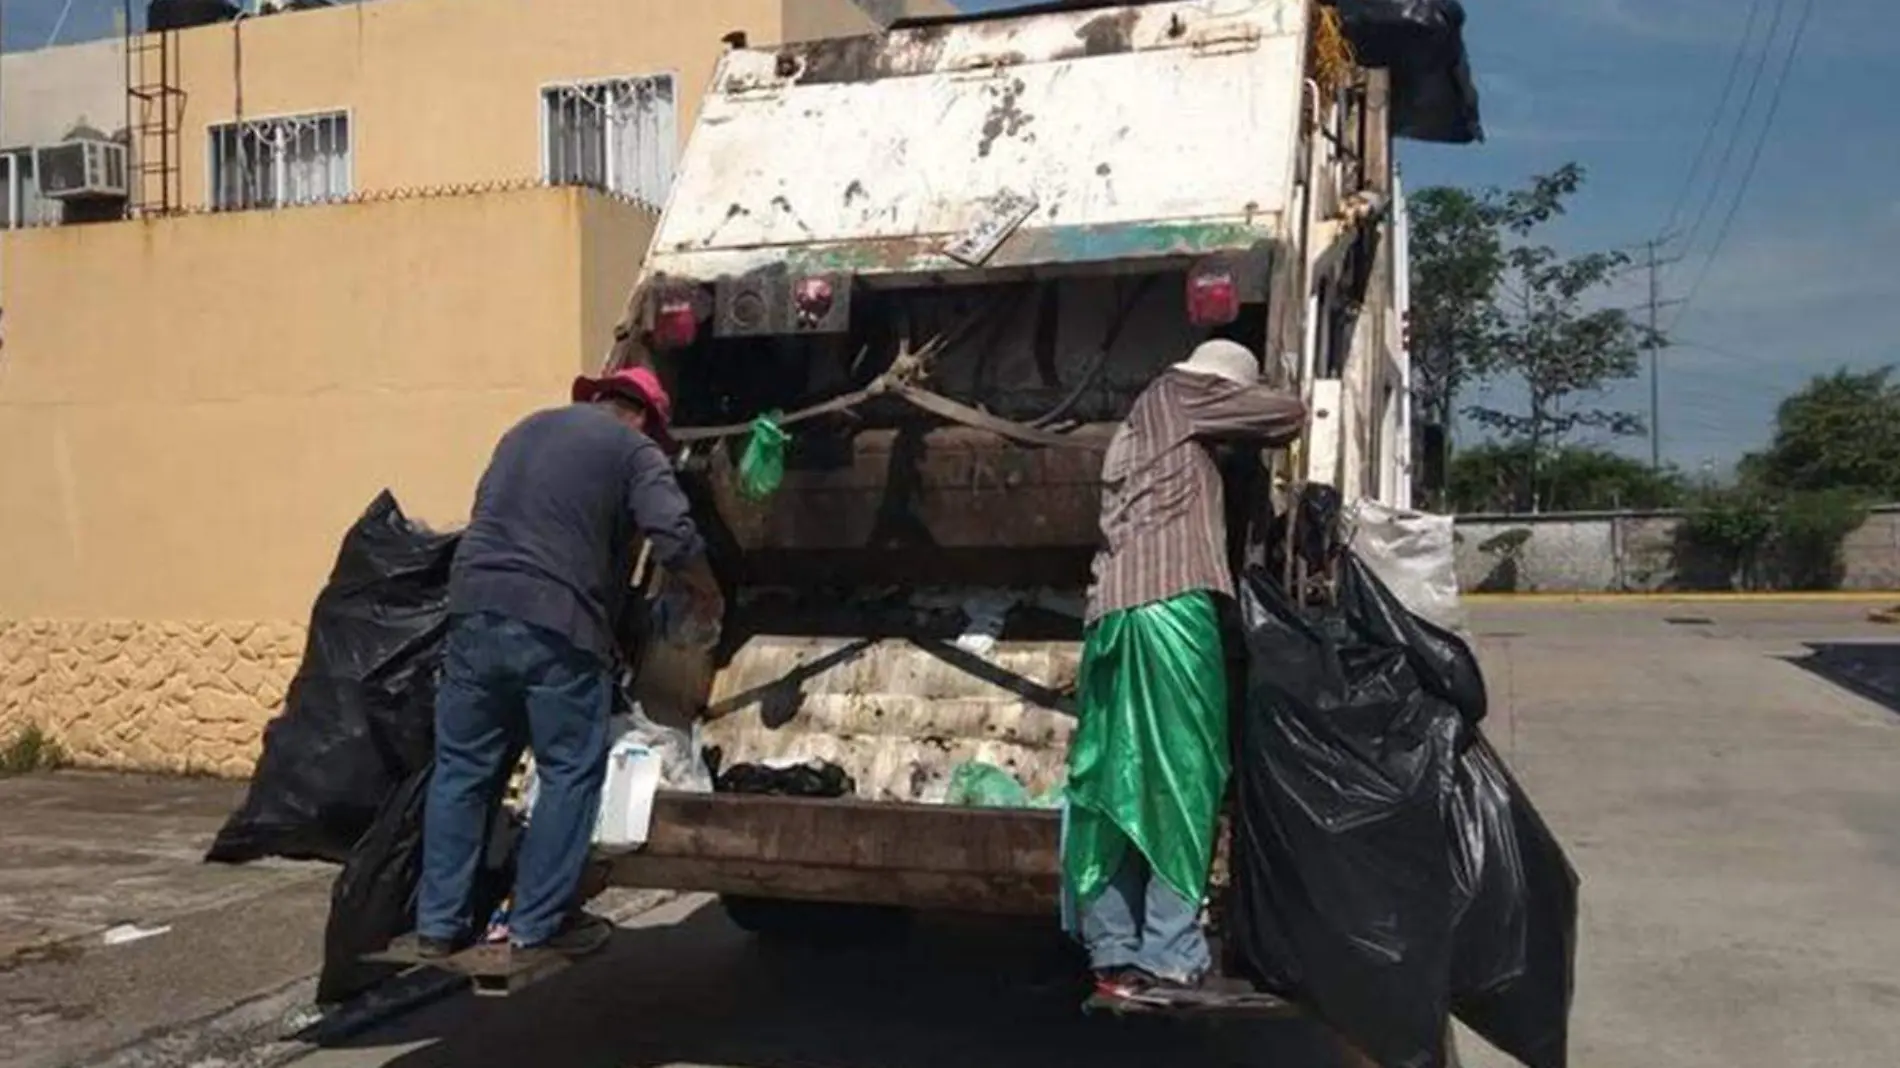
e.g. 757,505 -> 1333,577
646,0 -> 1310,281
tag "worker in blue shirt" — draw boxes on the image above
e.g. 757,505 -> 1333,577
416,365 -> 721,959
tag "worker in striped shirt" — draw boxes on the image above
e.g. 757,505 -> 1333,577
1063,338 -> 1306,998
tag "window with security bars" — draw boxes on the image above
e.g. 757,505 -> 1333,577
1,149 -> 52,229
542,75 -> 677,206
208,111 -> 351,211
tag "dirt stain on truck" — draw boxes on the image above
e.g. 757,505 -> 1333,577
977,78 -> 1034,158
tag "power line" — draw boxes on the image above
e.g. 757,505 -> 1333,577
1669,0 -> 1817,332
1660,0 -> 1767,240
1673,0 -> 1791,261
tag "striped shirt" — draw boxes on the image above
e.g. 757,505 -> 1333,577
1086,369 -> 1307,622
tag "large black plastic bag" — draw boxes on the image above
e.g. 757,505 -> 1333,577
315,760 -> 520,1003
1327,0 -> 1484,144
316,763 -> 431,1003
316,762 -> 518,1004
208,491 -> 459,864
1231,556 -> 1577,1068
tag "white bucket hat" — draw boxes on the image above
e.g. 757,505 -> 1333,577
1173,339 -> 1260,386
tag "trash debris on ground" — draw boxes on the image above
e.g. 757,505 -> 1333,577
208,491 -> 458,866
100,923 -> 171,946
943,761 -> 1062,809
1231,553 -> 1578,1068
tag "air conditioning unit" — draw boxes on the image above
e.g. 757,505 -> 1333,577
36,138 -> 128,200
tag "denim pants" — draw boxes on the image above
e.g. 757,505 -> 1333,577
417,612 -> 612,947
1078,846 -> 1212,984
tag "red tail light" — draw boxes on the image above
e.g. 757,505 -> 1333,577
1186,266 -> 1240,327
794,277 -> 835,317
652,295 -> 698,350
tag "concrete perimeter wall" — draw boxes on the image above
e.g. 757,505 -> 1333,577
1456,507 -> 1900,594
0,187 -> 654,774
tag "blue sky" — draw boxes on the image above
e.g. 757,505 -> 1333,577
8,0 -> 1898,468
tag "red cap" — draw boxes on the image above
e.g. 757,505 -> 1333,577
573,366 -> 676,451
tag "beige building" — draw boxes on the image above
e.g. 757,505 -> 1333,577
0,0 -> 949,774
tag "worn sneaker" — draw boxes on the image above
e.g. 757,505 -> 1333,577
514,912 -> 612,958
1092,966 -> 1150,1000
415,934 -> 466,961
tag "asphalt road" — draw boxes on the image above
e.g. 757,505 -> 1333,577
288,894 -> 1356,1068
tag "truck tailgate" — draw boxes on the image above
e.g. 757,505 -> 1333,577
608,792 -> 1061,915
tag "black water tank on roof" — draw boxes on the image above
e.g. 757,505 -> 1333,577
147,0 -> 240,32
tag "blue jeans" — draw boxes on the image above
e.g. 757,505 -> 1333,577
1078,847 -> 1212,984
418,612 -> 612,947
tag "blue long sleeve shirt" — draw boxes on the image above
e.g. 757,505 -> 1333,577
447,403 -> 705,665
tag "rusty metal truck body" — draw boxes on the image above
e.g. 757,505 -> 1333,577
601,0 -> 1415,928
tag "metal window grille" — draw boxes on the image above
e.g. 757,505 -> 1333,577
543,75 -> 677,206
208,111 -> 351,211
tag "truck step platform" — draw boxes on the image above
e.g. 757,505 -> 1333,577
364,935 -> 573,997
1082,978 -> 1301,1020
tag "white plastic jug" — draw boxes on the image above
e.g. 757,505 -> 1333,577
594,737 -> 663,850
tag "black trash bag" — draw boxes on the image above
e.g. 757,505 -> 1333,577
712,756 -> 856,799
1231,555 -> 1576,1068
316,762 -> 519,1005
207,491 -> 459,864
1449,738 -> 1580,1068
1326,0 -> 1484,144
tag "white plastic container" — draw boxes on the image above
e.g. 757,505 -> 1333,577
593,737 -> 663,851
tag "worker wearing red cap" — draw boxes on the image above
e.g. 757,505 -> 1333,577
416,364 -> 721,960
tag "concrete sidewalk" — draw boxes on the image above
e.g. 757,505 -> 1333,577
0,773 -> 330,1068
1457,601 -> 1900,1067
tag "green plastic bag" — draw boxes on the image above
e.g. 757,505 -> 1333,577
945,762 -> 1062,809
737,413 -> 788,501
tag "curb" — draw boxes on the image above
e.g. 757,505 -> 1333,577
79,889 -> 678,1068
1463,591 -> 1900,605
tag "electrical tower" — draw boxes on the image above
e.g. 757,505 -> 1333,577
1640,236 -> 1685,471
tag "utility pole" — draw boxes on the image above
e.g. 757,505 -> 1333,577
1642,237 -> 1684,472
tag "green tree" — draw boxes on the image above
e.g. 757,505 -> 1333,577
1449,443 -> 1686,513
1752,367 -> 1900,499
1407,165 -> 1652,507
1406,185 -> 1504,503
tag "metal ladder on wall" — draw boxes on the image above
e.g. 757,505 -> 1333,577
124,19 -> 186,217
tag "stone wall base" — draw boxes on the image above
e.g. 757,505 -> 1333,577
0,620 -> 304,777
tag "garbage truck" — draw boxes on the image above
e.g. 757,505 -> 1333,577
585,0 -> 1480,990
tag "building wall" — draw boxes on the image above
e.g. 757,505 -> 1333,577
162,0 -> 788,201
0,36 -> 123,145
1,0 -> 918,215
0,187 -> 657,774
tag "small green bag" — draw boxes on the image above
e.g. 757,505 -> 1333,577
737,413 -> 788,501
945,762 -> 1063,809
